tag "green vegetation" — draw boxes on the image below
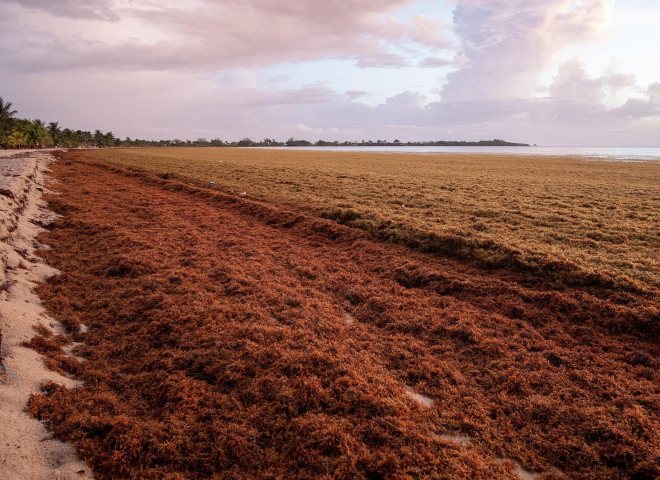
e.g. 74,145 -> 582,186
0,97 -> 118,149
170,137 -> 529,148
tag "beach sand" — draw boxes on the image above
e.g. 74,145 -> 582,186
0,150 -> 92,479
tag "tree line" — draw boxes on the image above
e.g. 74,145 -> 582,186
0,98 -> 305,149
1,97 -> 529,149
233,138 -> 530,147
0,98 -> 120,148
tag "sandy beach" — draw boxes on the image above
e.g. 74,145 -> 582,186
0,150 -> 92,479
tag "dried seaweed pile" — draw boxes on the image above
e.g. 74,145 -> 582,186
78,147 -> 660,292
28,156 -> 658,479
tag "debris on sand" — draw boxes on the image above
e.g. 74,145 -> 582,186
404,386 -> 434,408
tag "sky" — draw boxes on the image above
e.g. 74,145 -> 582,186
0,0 -> 659,145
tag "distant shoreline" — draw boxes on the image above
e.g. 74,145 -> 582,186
269,143 -> 532,147
249,145 -> 660,162
229,139 -> 530,147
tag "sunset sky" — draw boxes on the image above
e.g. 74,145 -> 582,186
1,0 -> 658,145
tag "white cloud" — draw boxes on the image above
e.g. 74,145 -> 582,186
546,59 -> 636,106
441,0 -> 614,101
355,52 -> 410,68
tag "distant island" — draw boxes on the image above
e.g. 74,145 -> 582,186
233,138 -> 531,148
175,138 -> 530,148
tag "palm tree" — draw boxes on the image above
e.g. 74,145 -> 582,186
0,97 -> 17,125
6,130 -> 28,149
93,129 -> 104,147
103,131 -> 116,147
0,98 -> 18,145
20,119 -> 53,148
48,121 -> 61,146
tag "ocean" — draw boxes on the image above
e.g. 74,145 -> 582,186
261,146 -> 660,161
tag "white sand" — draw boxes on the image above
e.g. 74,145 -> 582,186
0,150 -> 93,479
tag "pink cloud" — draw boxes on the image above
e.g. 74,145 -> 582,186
441,0 -> 614,101
409,15 -> 453,49
4,0 -> 119,21
1,0 -> 415,73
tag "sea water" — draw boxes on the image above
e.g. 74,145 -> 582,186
261,145 -> 660,162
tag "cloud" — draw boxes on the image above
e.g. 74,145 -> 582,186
2,0 -> 120,21
345,90 -> 370,100
547,58 -> 635,104
379,14 -> 453,50
0,0 -> 416,73
222,84 -> 343,107
2,62 -> 658,146
355,52 -> 409,68
409,15 -> 453,49
610,83 -> 660,119
419,56 -> 455,68
441,0 -> 614,101
0,0 -> 658,146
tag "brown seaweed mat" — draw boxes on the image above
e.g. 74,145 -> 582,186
27,153 -> 658,479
